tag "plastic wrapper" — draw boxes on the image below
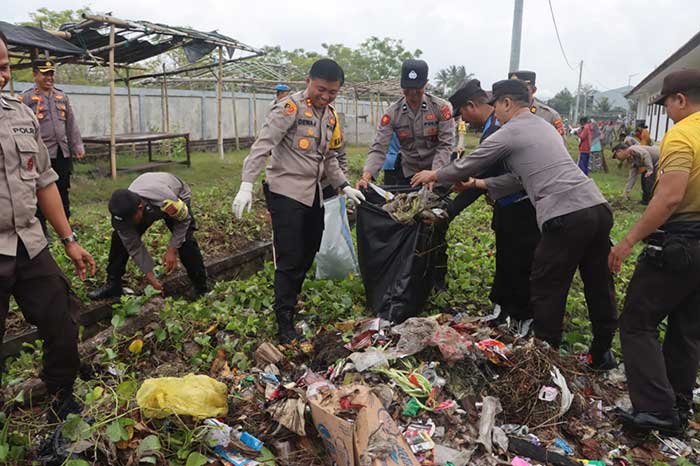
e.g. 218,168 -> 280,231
136,374 -> 228,419
429,325 -> 473,362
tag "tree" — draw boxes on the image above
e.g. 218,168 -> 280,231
547,88 -> 575,115
434,65 -> 474,97
595,96 -> 611,113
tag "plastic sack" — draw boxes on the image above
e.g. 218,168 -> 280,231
357,187 -> 446,323
315,195 -> 359,279
136,374 -> 228,419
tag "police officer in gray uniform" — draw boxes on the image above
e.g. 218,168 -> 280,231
231,59 -> 364,343
0,32 -> 95,421
358,59 -> 455,187
19,60 -> 84,230
88,172 -> 209,299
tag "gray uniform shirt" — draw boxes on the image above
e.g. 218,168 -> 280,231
530,99 -> 566,144
437,111 -> 609,229
115,172 -> 193,274
241,90 -> 348,207
0,95 -> 58,258
19,86 -> 84,158
364,93 -> 455,178
624,145 -> 660,194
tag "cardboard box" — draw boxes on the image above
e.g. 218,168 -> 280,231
309,384 -> 420,466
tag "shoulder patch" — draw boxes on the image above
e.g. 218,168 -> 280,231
381,114 -> 391,127
282,100 -> 297,116
553,119 -> 565,135
530,106 -> 537,114
439,105 -> 452,121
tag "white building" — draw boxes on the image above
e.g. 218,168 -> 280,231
626,30 -> 700,142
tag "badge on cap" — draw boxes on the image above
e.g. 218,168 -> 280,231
408,70 -> 418,80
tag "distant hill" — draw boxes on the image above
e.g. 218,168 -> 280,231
592,85 -> 633,109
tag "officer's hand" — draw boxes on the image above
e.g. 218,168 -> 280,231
608,238 -> 633,274
75,151 -> 85,160
163,247 -> 178,273
411,170 -> 438,188
356,171 -> 372,189
343,186 -> 366,205
232,182 -> 254,219
146,271 -> 163,291
65,242 -> 96,281
644,171 -> 654,178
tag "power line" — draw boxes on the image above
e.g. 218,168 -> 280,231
547,0 -> 575,71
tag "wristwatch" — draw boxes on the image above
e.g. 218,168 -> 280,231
61,233 -> 78,246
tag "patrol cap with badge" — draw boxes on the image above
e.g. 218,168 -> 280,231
487,79 -> 530,105
449,79 -> 488,117
109,189 -> 143,229
32,59 -> 56,74
401,59 -> 429,89
509,70 -> 536,86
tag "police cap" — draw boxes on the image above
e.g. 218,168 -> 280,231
509,70 -> 536,86
487,79 -> 530,105
32,59 -> 56,73
109,189 -> 142,229
449,79 -> 487,117
275,83 -> 291,92
401,59 -> 428,89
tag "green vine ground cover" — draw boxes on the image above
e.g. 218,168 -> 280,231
0,137 -> 664,465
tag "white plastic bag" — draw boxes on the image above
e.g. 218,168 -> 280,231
316,195 -> 359,279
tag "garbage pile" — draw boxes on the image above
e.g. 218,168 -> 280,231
62,313 -> 698,466
382,189 -> 449,225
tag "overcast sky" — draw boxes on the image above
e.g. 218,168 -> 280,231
5,0 -> 699,98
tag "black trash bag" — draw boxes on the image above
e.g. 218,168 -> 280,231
357,186 -> 447,323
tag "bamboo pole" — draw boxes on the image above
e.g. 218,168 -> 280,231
126,68 -> 134,133
217,46 -> 224,160
354,88 -> 359,146
231,84 -> 240,151
109,25 -> 117,180
162,63 -> 170,132
252,89 -> 258,137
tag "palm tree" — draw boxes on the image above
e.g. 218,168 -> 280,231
434,65 -> 474,97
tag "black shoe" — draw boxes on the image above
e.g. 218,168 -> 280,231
47,388 -> 82,423
194,282 -> 210,298
87,280 -> 123,300
276,310 -> 301,345
589,349 -> 617,371
617,409 -> 683,436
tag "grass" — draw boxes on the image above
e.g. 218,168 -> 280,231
0,136 -> 662,465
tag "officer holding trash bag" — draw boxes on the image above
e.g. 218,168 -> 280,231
231,59 -> 364,344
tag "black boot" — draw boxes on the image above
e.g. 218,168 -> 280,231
47,386 -> 82,423
276,309 -> 301,345
617,409 -> 683,436
87,278 -> 123,300
589,349 -> 617,371
193,279 -> 211,298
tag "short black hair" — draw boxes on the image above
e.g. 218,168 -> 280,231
579,116 -> 589,124
471,91 -> 489,105
309,59 -> 344,86
498,94 -> 530,107
612,143 -> 629,153
0,31 -> 7,48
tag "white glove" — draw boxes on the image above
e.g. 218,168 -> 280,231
232,182 -> 254,219
343,186 -> 366,205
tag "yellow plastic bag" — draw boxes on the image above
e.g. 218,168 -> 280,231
136,374 -> 228,419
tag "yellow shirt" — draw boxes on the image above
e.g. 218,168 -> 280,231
656,111 -> 700,223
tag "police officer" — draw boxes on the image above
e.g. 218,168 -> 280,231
88,172 -> 209,299
610,70 -> 700,435
358,59 -> 455,188
412,79 -> 617,370
231,59 -> 364,344
272,83 -> 291,106
509,70 -> 566,142
19,60 -> 84,231
0,32 -> 95,421
357,59 -> 454,288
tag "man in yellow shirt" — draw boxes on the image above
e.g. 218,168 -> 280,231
609,69 -> 700,435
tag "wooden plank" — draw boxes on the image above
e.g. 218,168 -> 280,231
108,25 -> 117,179
1,241 -> 272,357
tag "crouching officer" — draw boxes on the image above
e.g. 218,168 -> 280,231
231,59 -> 364,344
88,172 -> 209,299
610,70 -> 700,435
0,32 -> 95,421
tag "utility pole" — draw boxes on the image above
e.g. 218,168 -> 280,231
573,60 -> 583,123
627,73 -> 638,88
508,0 -> 524,73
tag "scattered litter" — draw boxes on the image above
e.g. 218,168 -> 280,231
430,325 -> 473,362
550,366 -> 573,417
254,341 -> 284,367
391,317 -> 439,357
538,385 -> 559,402
213,446 -> 260,466
349,348 -> 390,372
203,418 -> 233,447
477,396 -> 503,453
402,398 -> 422,417
511,457 -> 532,466
267,398 -> 307,436
553,437 -> 574,456
435,444 -> 473,466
